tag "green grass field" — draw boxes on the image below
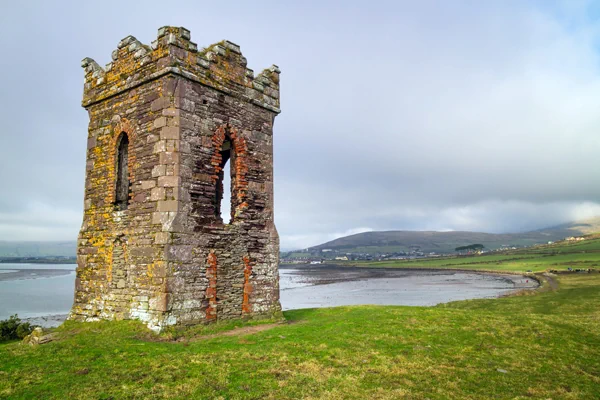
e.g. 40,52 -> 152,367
1,239 -> 600,399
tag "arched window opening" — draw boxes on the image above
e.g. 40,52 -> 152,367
214,137 -> 232,223
115,133 -> 130,210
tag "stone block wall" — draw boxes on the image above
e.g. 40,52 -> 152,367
69,26 -> 282,331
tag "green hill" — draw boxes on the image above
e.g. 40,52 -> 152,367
351,233 -> 600,272
303,216 -> 600,255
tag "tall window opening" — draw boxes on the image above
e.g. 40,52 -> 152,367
215,137 -> 232,223
222,161 -> 231,224
115,133 -> 130,210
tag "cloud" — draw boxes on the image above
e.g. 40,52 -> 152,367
1,1 -> 600,250
281,227 -> 374,252
0,202 -> 81,241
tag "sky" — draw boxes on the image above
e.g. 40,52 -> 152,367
2,0 -> 600,250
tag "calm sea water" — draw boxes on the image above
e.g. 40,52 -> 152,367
0,264 -> 535,322
0,264 -> 76,320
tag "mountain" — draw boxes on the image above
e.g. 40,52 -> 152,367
299,216 -> 600,256
0,241 -> 77,258
533,216 -> 600,236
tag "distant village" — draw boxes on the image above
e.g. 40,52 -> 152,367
282,248 -> 432,264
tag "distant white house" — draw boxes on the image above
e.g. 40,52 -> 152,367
565,237 -> 585,242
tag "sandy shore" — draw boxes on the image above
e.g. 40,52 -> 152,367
0,268 -> 73,282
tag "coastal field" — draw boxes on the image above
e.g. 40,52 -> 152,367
1,240 -> 599,399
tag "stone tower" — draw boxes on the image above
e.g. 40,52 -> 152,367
69,26 -> 282,331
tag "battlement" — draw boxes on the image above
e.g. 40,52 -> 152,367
81,26 -> 280,113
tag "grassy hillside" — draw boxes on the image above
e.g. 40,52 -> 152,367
303,217 -> 600,255
346,234 -> 600,272
1,239 -> 600,399
308,230 -> 561,254
0,241 -> 76,258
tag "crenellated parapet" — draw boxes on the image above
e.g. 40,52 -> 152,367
81,26 -> 280,113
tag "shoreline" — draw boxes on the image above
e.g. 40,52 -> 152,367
0,268 -> 74,282
23,313 -> 69,328
15,266 -> 539,328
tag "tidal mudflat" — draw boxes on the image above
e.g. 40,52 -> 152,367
280,265 -> 537,310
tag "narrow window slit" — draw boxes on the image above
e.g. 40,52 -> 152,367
115,133 -> 130,210
215,137 -> 232,223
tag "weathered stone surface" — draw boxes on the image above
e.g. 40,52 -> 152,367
69,26 -> 282,332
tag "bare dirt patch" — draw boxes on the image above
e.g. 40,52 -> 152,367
542,273 -> 559,291
188,321 -> 296,342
